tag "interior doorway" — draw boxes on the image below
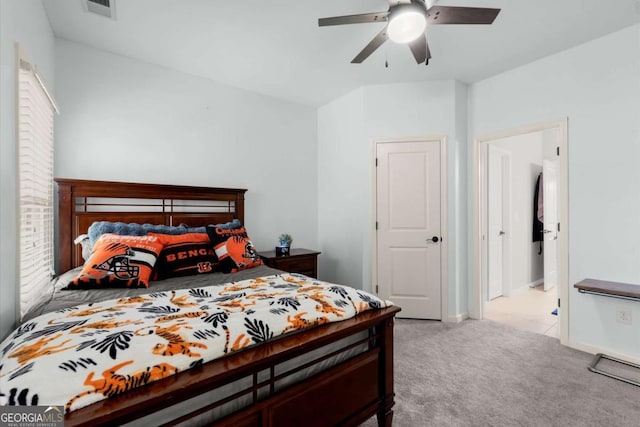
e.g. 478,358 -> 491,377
472,119 -> 569,344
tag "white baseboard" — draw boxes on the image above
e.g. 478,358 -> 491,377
506,278 -> 544,297
528,278 -> 545,288
569,340 -> 640,366
444,313 -> 469,323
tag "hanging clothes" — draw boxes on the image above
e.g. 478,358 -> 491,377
533,172 -> 544,254
537,173 -> 544,223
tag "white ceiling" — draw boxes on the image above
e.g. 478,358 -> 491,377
42,0 -> 640,107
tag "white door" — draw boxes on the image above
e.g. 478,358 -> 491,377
543,159 -> 558,291
487,145 -> 509,300
376,141 -> 442,320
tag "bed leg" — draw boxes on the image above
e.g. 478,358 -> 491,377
377,316 -> 395,427
376,407 -> 393,427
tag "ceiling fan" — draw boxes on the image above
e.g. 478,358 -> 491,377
319,0 -> 501,65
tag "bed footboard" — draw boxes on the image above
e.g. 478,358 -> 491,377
64,306 -> 400,427
217,312 -> 397,427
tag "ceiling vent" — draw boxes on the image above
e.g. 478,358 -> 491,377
83,0 -> 116,20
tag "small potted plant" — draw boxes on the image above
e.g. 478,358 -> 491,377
276,233 -> 292,256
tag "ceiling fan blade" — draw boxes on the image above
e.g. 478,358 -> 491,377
426,41 -> 432,66
408,34 -> 427,64
426,6 -> 500,25
352,28 -> 389,63
319,12 -> 389,27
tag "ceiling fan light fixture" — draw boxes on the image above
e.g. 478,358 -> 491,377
387,7 -> 427,44
319,2 -> 500,64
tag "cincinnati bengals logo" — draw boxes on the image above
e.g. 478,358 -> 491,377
197,262 -> 213,273
215,236 -> 260,269
93,242 -> 140,280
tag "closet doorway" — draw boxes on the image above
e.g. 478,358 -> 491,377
472,119 -> 569,344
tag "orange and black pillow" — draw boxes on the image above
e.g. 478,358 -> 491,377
67,234 -> 164,289
206,226 -> 263,273
150,232 -> 219,279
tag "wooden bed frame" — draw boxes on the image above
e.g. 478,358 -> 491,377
55,178 -> 400,427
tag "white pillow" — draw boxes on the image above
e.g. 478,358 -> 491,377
74,234 -> 92,261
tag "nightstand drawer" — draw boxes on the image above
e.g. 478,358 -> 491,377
258,248 -> 321,278
272,256 -> 315,274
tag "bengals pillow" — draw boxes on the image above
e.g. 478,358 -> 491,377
67,234 -> 164,289
150,232 -> 219,279
205,226 -> 263,273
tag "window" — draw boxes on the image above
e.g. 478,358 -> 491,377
18,55 -> 58,317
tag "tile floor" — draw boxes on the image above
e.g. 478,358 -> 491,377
484,284 -> 559,338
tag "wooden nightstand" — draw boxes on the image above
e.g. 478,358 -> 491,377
258,248 -> 321,278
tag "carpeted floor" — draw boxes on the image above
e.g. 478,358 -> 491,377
361,319 -> 640,427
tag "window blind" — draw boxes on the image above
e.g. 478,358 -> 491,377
18,62 -> 56,318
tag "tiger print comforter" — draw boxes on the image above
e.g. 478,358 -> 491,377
0,274 -> 391,413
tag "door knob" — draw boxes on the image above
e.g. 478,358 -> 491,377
499,231 -> 505,236
430,236 -> 439,243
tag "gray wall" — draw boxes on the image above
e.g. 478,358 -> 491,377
54,39 -> 319,256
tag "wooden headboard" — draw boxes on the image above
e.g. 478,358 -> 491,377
56,178 -> 247,273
